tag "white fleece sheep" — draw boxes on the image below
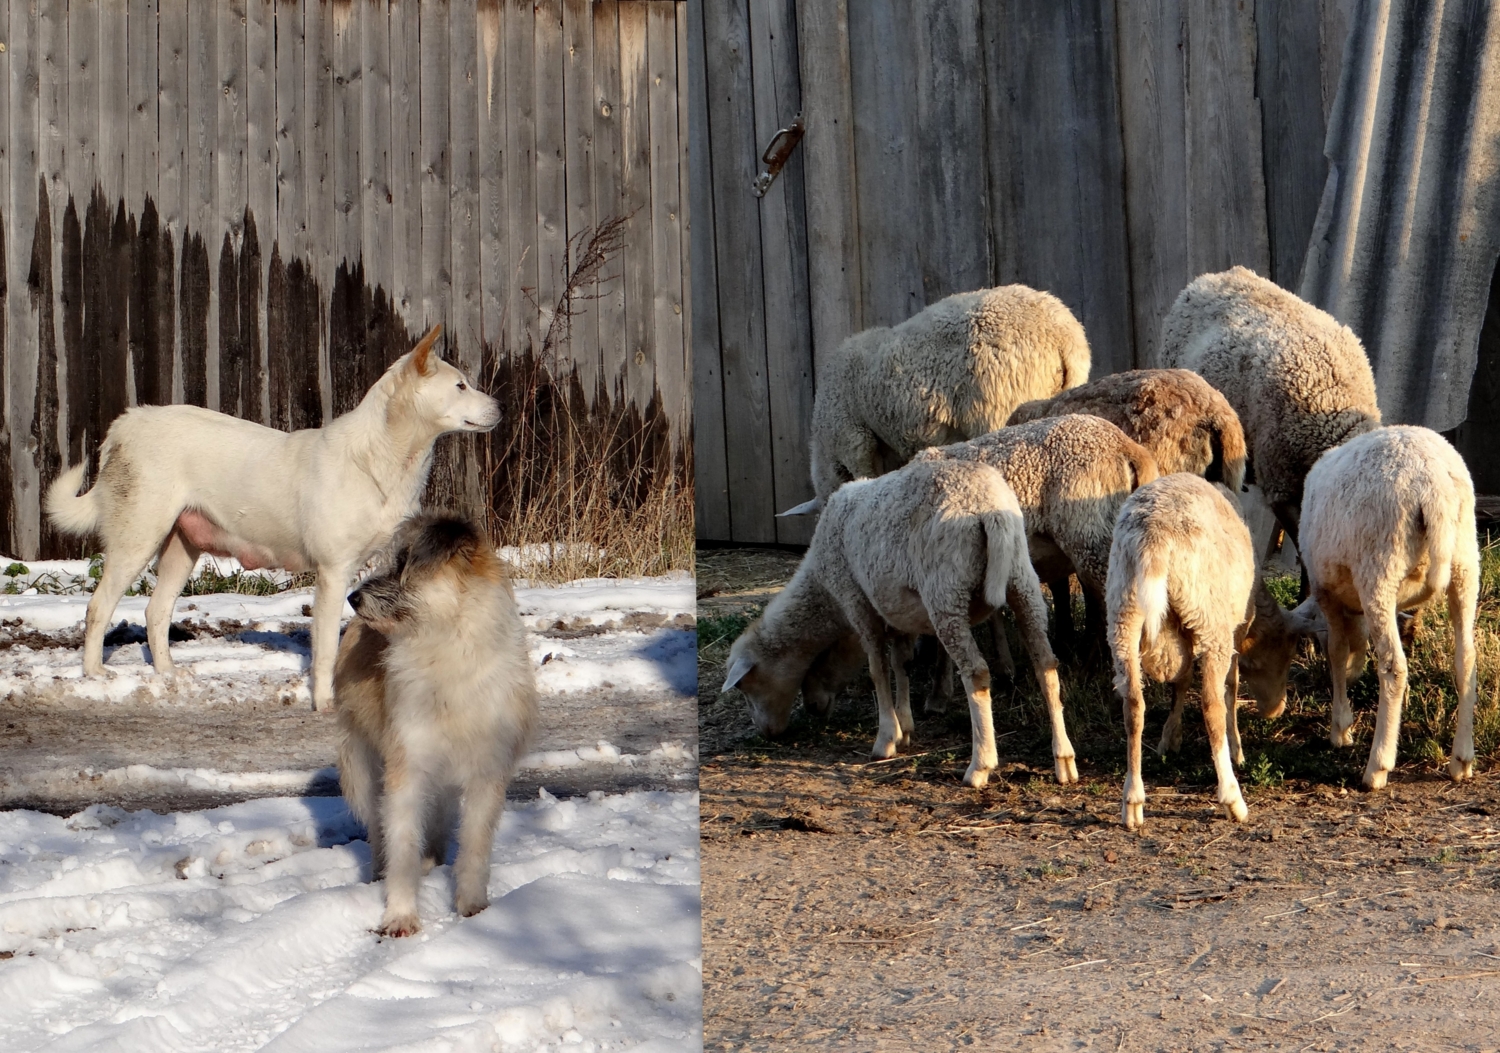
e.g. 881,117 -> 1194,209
724,457 -> 1076,788
791,285 -> 1091,509
1246,425 -> 1479,791
1108,474 -> 1257,830
1159,267 -> 1380,545
916,414 -> 1160,657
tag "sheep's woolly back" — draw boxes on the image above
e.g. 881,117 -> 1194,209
1300,425 -> 1477,610
1008,368 -> 1247,491
919,414 -> 1158,590
1158,266 -> 1380,509
808,285 -> 1092,499
1107,473 -> 1256,680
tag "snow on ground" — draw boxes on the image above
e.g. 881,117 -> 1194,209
0,567 -> 701,1049
0,789 -> 701,1052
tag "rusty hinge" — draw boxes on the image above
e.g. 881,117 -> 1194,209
752,115 -> 805,197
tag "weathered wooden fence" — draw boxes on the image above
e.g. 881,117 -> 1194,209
692,0 -> 1360,544
0,0 -> 689,561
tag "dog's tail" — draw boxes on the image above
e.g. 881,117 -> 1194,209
45,464 -> 99,537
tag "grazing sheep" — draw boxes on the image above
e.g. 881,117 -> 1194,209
1158,266 -> 1380,545
1108,474 -> 1257,830
1008,368 -> 1247,492
724,457 -> 1076,788
1245,426 -> 1479,791
785,285 -> 1090,512
917,414 -> 1160,656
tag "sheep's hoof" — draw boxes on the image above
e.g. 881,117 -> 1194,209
1330,726 -> 1355,748
1449,756 -> 1475,782
1221,796 -> 1248,823
964,764 -> 991,789
1230,746 -> 1245,767
1055,755 -> 1079,785
1122,801 -> 1144,831
1157,726 -> 1182,755
871,736 -> 899,760
1363,767 -> 1389,791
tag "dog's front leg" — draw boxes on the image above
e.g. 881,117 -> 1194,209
311,565 -> 353,711
377,759 -> 425,937
453,778 -> 507,917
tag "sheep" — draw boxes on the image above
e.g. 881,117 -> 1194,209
1242,425 -> 1479,791
916,414 -> 1159,659
1108,474 -> 1259,830
782,285 -> 1091,514
723,457 -> 1076,788
1007,368 -> 1248,492
1158,266 -> 1380,548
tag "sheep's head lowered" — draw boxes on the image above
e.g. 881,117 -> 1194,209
1236,585 -> 1324,718
722,620 -> 805,737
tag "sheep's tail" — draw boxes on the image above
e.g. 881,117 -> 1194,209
1207,410 -> 1248,492
44,463 -> 98,537
1418,483 -> 1461,600
980,510 -> 1023,612
1122,438 -> 1159,490
1134,545 -> 1170,645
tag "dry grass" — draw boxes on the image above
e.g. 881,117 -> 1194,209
475,219 -> 693,584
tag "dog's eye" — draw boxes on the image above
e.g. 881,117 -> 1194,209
456,381 -> 467,391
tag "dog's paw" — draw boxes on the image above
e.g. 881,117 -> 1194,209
377,912 -> 422,938
456,894 -> 490,918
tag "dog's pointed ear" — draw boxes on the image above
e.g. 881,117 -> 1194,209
722,654 -> 755,692
409,324 -> 443,376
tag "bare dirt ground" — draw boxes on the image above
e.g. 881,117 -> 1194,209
1,622 -> 696,815
699,547 -> 1500,1052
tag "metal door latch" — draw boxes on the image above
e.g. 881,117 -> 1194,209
752,115 -> 805,197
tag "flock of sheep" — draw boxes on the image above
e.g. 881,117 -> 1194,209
720,266 -> 1481,829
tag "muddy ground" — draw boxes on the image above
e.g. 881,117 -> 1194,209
1,622 -> 697,815
699,547 -> 1500,1052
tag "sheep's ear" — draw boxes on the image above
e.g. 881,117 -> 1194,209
722,654 -> 755,692
1285,596 -> 1325,637
776,496 -> 824,517
409,324 -> 443,376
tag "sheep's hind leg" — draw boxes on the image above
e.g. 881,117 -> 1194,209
1113,608 -> 1148,830
1225,654 -> 1244,766
1362,601 -> 1407,791
1009,576 -> 1075,785
933,615 -> 998,789
842,603 -> 903,758
1323,598 -> 1359,748
1047,575 -> 1076,659
890,635 -> 917,740
1448,563 -> 1479,782
1158,676 -> 1190,755
1199,647 -> 1247,822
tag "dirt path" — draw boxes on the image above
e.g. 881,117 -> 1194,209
697,547 -> 1500,1051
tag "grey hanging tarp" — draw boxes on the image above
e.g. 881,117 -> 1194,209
1301,0 -> 1500,432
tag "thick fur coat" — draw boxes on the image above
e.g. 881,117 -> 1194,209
806,285 -> 1091,501
335,515 -> 537,937
1008,367 -> 1247,492
1294,426 -> 1479,790
1158,266 -> 1380,537
45,325 -> 499,711
1106,474 -> 1255,830
724,457 -> 1075,789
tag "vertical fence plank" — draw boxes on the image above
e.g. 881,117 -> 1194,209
67,0 -> 102,461
328,0 -> 361,415
247,0 -> 276,423
305,0 -> 334,421
418,0 -> 450,337
185,0 -> 217,408
450,0 -> 481,369
676,1 -> 691,446
703,0 -> 774,540
9,0 -> 41,555
748,0 -> 813,542
534,0 -> 568,369
389,0 -> 421,329
127,0 -> 160,215
99,0 -> 128,202
0,0 -> 14,554
272,0 -> 309,431
618,2 -> 653,410
795,0 -> 860,380
477,0 -> 506,352
592,0 -> 625,399
361,0 -> 393,317
687,0 -> 729,538
562,0 -> 597,391
647,0 -> 685,439
847,0 -> 921,326
159,0 -> 187,402
505,0 -> 538,355
217,0 -> 249,417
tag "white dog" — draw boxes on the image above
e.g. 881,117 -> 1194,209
44,324 -> 500,711
335,514 -> 538,936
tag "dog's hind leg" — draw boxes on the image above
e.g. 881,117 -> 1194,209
377,755 -> 426,937
423,793 -> 456,874
337,731 -> 385,878
453,778 -> 506,917
145,529 -> 201,673
83,537 -> 166,676
310,564 -> 354,711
